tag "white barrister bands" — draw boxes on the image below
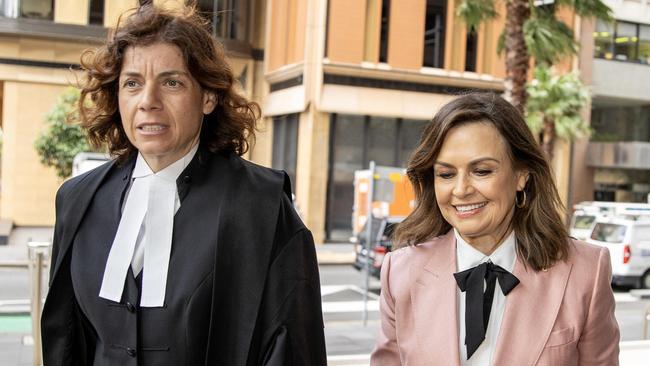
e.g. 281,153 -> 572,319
98,178 -> 149,302
140,175 -> 176,307
99,143 -> 197,307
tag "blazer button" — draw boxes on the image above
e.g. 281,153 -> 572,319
126,302 -> 136,313
126,348 -> 136,357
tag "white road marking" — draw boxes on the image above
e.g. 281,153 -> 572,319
322,300 -> 379,313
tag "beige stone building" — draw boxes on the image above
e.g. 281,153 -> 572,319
0,0 -> 263,228
1,0 -> 591,244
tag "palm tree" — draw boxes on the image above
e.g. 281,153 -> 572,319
526,66 -> 591,160
456,0 -> 612,113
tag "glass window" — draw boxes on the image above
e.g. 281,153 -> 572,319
326,115 -> 428,240
639,25 -> 650,64
272,114 -> 299,193
88,0 -> 104,25
614,21 -> 637,62
423,0 -> 446,68
197,0 -> 248,41
1,0 -> 19,18
398,119 -> 427,166
20,0 -> 53,20
465,29 -> 478,72
327,115 -> 365,240
590,223 -> 627,243
379,0 -> 391,63
368,116 -> 398,166
594,20 -> 614,60
592,105 -> 650,142
572,215 -> 596,230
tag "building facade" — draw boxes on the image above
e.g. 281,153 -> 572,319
260,0 -> 588,243
570,0 -> 650,206
1,0 -> 588,244
0,0 -> 264,226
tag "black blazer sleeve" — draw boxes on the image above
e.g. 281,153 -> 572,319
42,183 -> 96,366
254,197 -> 327,366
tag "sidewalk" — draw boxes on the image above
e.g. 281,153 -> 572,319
316,242 -> 355,265
1,226 -> 355,265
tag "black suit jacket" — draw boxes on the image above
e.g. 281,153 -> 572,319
41,149 -> 327,365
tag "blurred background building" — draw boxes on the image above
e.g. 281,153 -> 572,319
1,0 -> 649,244
585,0 -> 650,204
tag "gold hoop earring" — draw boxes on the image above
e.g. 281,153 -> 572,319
515,190 -> 526,209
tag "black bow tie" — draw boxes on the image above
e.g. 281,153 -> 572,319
453,261 -> 520,359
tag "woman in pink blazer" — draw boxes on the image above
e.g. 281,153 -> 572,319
371,93 -> 619,365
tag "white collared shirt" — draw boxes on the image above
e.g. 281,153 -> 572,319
124,143 -> 198,275
455,229 -> 516,366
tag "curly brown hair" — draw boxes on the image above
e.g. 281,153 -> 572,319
394,93 -> 569,272
77,3 -> 259,161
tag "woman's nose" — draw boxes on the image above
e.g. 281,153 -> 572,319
138,84 -> 162,111
452,175 -> 473,197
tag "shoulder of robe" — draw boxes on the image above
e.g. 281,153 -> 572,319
56,159 -> 116,206
226,153 -> 291,198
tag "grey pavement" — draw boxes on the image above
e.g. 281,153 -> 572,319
4,228 -> 650,365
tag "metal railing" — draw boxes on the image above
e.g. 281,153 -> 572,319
0,240 -> 51,366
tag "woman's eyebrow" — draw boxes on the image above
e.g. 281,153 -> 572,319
469,157 -> 500,165
119,70 -> 190,78
434,157 -> 500,167
157,70 -> 190,78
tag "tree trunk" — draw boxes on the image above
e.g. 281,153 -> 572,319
542,115 -> 555,161
504,0 -> 531,114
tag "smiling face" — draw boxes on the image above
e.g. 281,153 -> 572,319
433,121 -> 528,252
118,42 -> 216,172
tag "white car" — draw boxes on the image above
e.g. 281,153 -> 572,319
72,152 -> 111,177
586,216 -> 650,288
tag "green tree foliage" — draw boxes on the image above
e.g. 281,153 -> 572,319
526,66 -> 591,160
456,0 -> 612,112
34,88 -> 91,179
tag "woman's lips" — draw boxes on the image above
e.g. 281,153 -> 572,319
137,124 -> 168,135
453,202 -> 487,218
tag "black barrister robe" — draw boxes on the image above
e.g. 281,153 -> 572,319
41,147 -> 327,365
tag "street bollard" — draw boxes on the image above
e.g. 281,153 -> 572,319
27,241 -> 50,366
643,305 -> 650,340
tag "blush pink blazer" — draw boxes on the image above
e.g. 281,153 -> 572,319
371,230 -> 620,365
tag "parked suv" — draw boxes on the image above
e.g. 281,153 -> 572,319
352,216 -> 403,278
587,216 -> 650,288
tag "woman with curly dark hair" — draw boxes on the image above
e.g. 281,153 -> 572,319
41,4 -> 326,366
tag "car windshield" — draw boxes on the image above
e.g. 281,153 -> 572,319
572,215 -> 596,229
590,223 -> 627,243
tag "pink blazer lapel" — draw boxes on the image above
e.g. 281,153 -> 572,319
410,231 -> 461,366
492,255 -> 573,365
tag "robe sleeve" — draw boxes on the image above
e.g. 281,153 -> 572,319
42,183 -> 95,366
255,196 -> 327,366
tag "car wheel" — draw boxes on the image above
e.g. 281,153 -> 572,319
641,270 -> 650,289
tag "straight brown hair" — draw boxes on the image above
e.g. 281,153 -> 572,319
394,93 -> 569,271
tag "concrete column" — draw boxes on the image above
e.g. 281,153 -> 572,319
1,82 -> 64,226
295,109 -> 330,245
569,16 -> 596,208
387,0 -> 426,69
55,0 -> 89,25
105,0 -> 138,28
